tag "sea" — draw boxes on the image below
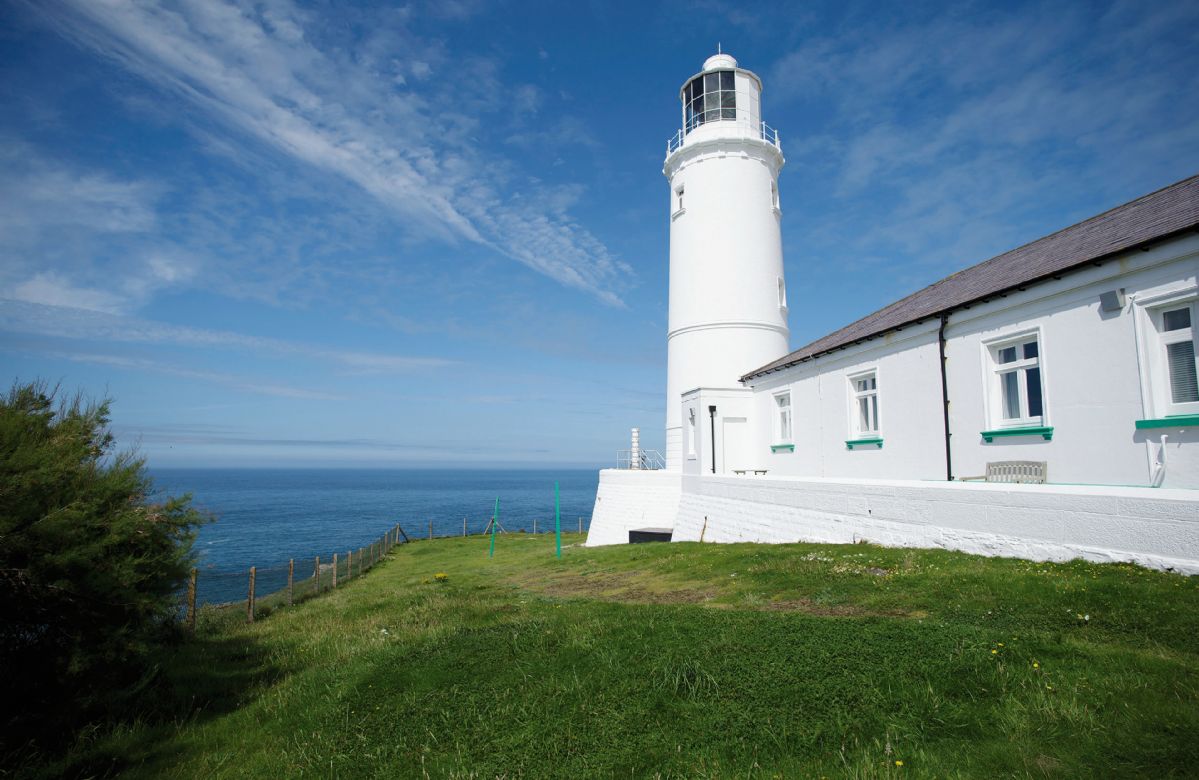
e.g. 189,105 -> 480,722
150,468 -> 600,606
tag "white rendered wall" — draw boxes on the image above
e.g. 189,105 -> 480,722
671,474 -> 1199,573
943,239 -> 1199,489
749,325 -> 945,479
663,58 -> 790,471
743,236 -> 1199,489
586,469 -> 682,547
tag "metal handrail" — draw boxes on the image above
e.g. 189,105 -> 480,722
616,449 -> 666,470
666,120 -> 780,156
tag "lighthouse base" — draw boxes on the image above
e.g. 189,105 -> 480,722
585,469 -> 682,547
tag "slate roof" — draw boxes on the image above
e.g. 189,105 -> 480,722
743,173 -> 1199,381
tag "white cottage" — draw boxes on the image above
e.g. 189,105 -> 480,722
588,53 -> 1199,572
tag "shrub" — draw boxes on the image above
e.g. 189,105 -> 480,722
0,381 -> 208,752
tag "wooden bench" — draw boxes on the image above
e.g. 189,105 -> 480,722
959,461 -> 1047,484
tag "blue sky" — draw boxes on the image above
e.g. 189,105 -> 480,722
1,0 -> 1197,468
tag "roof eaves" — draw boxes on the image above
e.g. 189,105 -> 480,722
740,216 -> 1199,383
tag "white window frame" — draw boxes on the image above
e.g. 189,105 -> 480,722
773,390 -> 792,444
982,329 -> 1047,429
1146,297 -> 1199,417
847,369 -> 880,438
686,406 -> 697,458
777,277 -> 787,310
672,184 -> 685,219
1131,285 -> 1199,420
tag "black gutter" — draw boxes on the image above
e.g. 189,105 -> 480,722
708,405 -> 717,474
938,311 -> 953,482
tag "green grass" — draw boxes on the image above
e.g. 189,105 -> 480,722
32,535 -> 1199,778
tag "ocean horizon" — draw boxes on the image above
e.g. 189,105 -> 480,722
150,467 -> 600,605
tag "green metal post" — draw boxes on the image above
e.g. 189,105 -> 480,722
489,497 -> 498,558
554,481 -> 561,558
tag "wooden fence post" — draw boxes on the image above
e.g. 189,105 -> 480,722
314,556 -> 320,594
533,518 -> 537,534
186,568 -> 197,632
463,517 -> 467,537
247,566 -> 256,623
332,553 -> 338,588
347,550 -> 352,580
578,517 -> 583,534
287,559 -> 294,606
428,519 -> 433,540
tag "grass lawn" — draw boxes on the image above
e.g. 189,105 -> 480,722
36,534 -> 1199,778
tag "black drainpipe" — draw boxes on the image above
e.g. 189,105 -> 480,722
938,312 -> 954,482
708,405 -> 717,474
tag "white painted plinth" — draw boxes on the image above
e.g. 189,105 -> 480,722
671,475 -> 1199,574
586,469 -> 682,546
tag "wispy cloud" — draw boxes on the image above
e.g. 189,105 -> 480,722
30,0 -> 632,305
36,349 -> 345,400
0,138 -> 194,314
768,0 -> 1199,295
0,299 -> 457,374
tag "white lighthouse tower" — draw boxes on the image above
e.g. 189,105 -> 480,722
663,53 -> 790,470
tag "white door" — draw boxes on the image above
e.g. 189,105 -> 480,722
722,417 -> 748,474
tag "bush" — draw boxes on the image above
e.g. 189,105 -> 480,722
0,381 -> 208,752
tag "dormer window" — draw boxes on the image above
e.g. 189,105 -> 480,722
683,70 -> 736,133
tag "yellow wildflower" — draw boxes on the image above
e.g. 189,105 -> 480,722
895,760 -> 904,766
991,649 -> 998,654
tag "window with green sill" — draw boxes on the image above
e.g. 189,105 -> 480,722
985,332 -> 1046,432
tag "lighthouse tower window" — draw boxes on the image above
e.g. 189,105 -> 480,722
683,70 -> 736,132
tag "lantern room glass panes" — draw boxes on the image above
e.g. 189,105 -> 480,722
684,70 -> 737,132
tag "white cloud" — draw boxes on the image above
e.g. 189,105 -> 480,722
32,0 -> 631,304
0,299 -> 458,374
35,349 -> 346,400
768,2 -> 1199,285
9,273 -> 128,314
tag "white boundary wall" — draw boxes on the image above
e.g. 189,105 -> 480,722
587,470 -> 1199,573
671,475 -> 1199,573
586,469 -> 682,546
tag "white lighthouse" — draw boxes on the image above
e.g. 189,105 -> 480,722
663,53 -> 790,470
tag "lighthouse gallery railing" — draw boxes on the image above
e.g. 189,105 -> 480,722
666,121 -> 780,157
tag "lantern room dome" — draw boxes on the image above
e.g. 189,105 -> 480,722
702,53 -> 738,71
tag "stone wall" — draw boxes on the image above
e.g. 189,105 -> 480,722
670,475 -> 1199,574
585,469 -> 682,547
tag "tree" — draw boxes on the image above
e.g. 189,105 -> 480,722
0,381 -> 208,750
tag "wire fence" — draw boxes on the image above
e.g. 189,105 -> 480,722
182,515 -> 591,629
